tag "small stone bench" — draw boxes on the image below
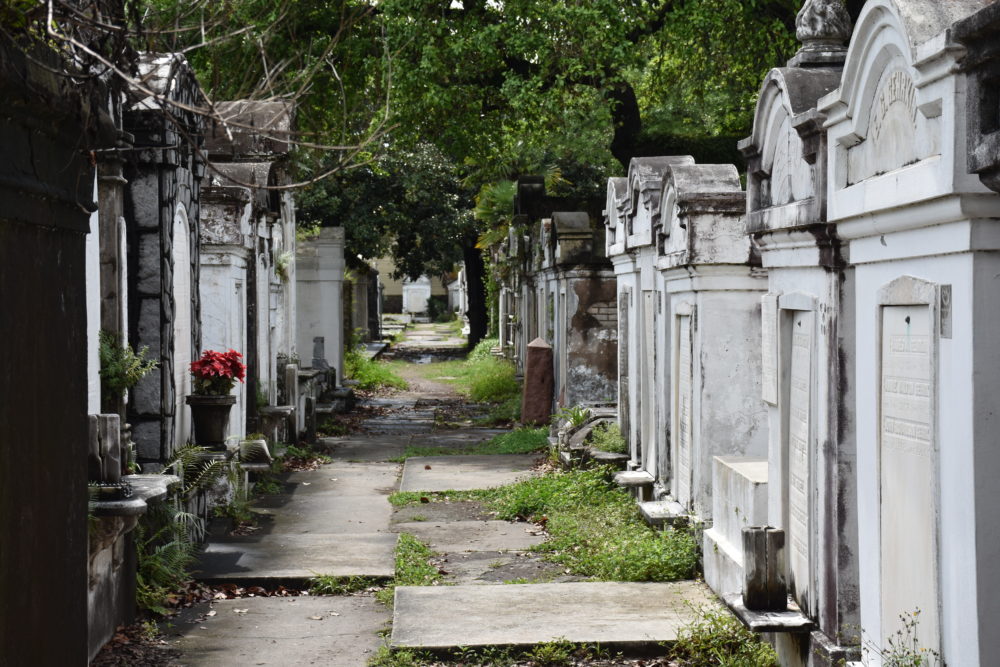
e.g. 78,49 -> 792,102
587,449 -> 630,470
613,470 -> 655,502
638,499 -> 688,528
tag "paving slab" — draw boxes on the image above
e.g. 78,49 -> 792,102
197,533 -> 397,584
166,596 -> 389,667
391,581 -> 718,650
393,520 -> 545,553
399,455 -> 538,492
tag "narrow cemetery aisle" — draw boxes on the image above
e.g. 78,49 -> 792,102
154,319 -> 718,667
159,321 -> 510,665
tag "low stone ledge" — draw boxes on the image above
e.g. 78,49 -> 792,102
614,470 -> 655,502
588,449 -> 630,470
638,499 -> 688,528
91,474 -> 180,517
614,470 -> 654,487
258,405 -> 294,418
722,594 -> 814,633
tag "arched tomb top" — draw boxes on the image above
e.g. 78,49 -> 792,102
625,156 -> 694,250
552,212 -> 601,266
742,66 -> 842,231
656,164 -> 749,270
821,0 -> 992,226
209,162 -> 281,213
206,99 -> 295,159
604,177 -> 630,258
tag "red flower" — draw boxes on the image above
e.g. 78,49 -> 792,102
190,349 -> 247,395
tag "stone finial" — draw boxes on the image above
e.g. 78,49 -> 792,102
790,0 -> 852,67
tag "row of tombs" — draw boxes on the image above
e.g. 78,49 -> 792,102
495,2 -> 1000,666
0,45 -> 372,660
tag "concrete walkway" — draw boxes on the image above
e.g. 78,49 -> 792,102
168,335 -> 717,665
195,461 -> 399,585
392,581 -> 717,650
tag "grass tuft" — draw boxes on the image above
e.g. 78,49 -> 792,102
309,575 -> 381,595
345,347 -> 409,392
375,533 -> 442,607
388,469 -> 698,583
485,467 -> 699,582
668,607 -> 779,666
588,422 -> 626,454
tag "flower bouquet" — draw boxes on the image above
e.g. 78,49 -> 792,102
191,349 -> 246,396
186,349 -> 246,450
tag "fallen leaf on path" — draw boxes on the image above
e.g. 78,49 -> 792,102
309,616 -> 324,621
206,611 -> 216,617
233,609 -> 248,614
424,465 -> 432,470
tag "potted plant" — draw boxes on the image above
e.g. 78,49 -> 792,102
186,349 -> 246,451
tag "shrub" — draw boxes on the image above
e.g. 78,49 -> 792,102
468,337 -> 499,361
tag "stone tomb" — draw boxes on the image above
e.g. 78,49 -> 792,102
656,163 -> 767,521
606,157 -> 694,482
729,4 -> 860,661
124,53 -> 205,463
538,212 -> 617,407
820,1 -> 1000,663
297,226 -> 346,386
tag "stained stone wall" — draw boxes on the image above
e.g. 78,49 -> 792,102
124,54 -> 204,464
722,6 -> 860,661
0,36 -> 113,664
819,1 -> 1000,663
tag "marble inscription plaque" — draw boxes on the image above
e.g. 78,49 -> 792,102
762,295 -> 779,405
787,311 -> 813,607
880,305 -> 939,654
642,292 -> 658,477
674,315 -> 693,506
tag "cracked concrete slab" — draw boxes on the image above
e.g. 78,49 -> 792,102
393,520 -> 545,553
197,532 -> 397,585
166,596 -> 389,666
391,581 -> 718,650
399,455 -> 539,492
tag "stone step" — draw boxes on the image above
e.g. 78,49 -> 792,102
391,581 -> 718,651
614,470 -> 655,502
638,499 -> 689,528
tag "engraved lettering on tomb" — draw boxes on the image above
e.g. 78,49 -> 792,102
675,315 -> 693,506
879,305 -> 939,654
787,311 -> 813,603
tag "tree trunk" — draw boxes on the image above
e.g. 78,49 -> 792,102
462,241 -> 488,350
606,81 -> 643,171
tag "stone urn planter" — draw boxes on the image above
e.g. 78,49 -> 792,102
188,349 -> 246,451
186,395 -> 237,450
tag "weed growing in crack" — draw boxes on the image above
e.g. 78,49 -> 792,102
389,427 -> 547,462
308,575 -> 382,595
375,533 -> 442,607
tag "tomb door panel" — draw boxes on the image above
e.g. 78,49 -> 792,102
673,313 -> 693,507
641,291 -> 658,477
786,309 -> 814,610
618,290 -> 631,456
879,304 -> 939,654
